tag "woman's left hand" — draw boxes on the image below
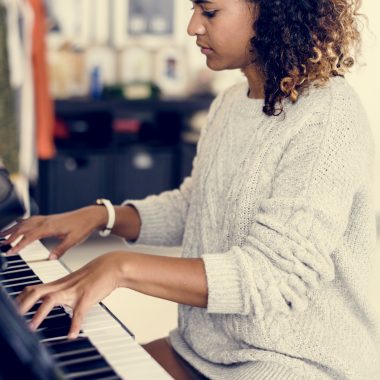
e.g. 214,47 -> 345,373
16,252 -> 127,339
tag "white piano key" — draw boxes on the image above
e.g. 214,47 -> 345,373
19,240 -> 50,261
18,242 -> 173,380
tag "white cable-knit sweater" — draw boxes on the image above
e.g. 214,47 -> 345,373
125,77 -> 380,379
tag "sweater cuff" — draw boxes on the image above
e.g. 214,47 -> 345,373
202,250 -> 246,314
121,198 -> 167,246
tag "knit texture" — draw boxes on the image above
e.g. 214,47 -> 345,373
124,77 -> 380,379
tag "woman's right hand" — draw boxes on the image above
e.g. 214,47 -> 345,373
0,206 -> 107,259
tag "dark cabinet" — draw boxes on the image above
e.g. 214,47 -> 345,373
38,153 -> 113,214
112,145 -> 175,204
37,97 -> 213,214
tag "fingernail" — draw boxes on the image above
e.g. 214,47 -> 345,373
49,254 -> 57,260
68,333 -> 76,340
29,322 -> 36,331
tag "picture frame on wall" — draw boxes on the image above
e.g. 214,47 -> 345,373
154,46 -> 189,97
45,0 -> 92,48
119,46 -> 154,84
112,0 -> 185,49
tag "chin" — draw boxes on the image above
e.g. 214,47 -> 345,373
206,60 -> 229,72
206,58 -> 242,72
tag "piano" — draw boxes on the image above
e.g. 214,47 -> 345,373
0,239 -> 172,380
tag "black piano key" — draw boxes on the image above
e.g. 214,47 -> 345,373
26,313 -> 68,326
0,242 -> 12,253
0,274 -> 41,285
3,256 -> 27,264
36,314 -> 72,332
3,263 -> 29,271
44,337 -> 121,379
28,303 -> 67,316
3,254 -> 23,261
4,279 -> 42,293
1,264 -> 31,273
52,347 -> 97,360
29,301 -> 45,313
55,349 -> 100,363
37,324 -> 72,340
45,337 -> 95,354
1,268 -> 36,280
60,357 -> 115,376
26,306 -> 65,318
8,290 -> 22,297
69,370 -> 121,380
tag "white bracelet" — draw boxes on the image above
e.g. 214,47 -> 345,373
96,198 -> 115,237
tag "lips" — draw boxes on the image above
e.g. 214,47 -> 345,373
197,42 -> 212,50
197,42 -> 214,56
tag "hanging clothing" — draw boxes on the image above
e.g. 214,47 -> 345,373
4,0 -> 23,89
2,0 -> 37,180
29,0 -> 55,160
0,4 -> 19,174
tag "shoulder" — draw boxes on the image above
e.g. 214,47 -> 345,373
288,77 -> 371,143
291,77 -> 374,170
295,77 -> 367,124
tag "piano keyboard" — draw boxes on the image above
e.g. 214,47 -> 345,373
0,240 -> 172,380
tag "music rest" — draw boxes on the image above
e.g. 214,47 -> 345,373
0,167 -> 25,231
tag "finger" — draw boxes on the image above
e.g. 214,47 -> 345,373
68,303 -> 89,339
0,232 -> 20,247
2,233 -> 25,254
49,239 -> 73,260
15,216 -> 28,223
28,295 -> 56,331
0,216 -> 30,234
7,235 -> 34,255
7,229 -> 47,255
4,218 -> 50,254
16,284 -> 48,314
0,223 -> 22,237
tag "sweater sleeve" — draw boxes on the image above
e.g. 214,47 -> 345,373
202,93 -> 373,317
122,92 -> 225,246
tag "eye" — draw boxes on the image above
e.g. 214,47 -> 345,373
202,10 -> 217,18
189,3 -> 218,19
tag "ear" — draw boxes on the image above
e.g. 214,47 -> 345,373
246,1 -> 259,21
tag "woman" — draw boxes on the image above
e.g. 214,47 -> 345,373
2,0 -> 380,378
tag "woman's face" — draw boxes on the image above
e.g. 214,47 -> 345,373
187,0 -> 256,71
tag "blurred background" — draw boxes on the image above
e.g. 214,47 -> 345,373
0,0 -> 379,343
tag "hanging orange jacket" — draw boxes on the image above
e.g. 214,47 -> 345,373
29,0 -> 55,159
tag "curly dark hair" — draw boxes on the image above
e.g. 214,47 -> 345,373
249,0 -> 364,116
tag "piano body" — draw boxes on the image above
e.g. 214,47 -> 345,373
0,240 -> 172,379
0,168 -> 172,379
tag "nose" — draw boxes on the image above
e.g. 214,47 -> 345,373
187,11 -> 206,36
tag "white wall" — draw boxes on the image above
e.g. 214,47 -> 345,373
346,1 -> 380,212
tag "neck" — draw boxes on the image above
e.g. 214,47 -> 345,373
241,64 -> 265,99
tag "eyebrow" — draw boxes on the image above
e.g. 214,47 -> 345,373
190,0 -> 214,4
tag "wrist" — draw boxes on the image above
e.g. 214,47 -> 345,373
113,205 -> 141,242
95,199 -> 116,237
83,205 -> 108,231
112,251 -> 133,288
